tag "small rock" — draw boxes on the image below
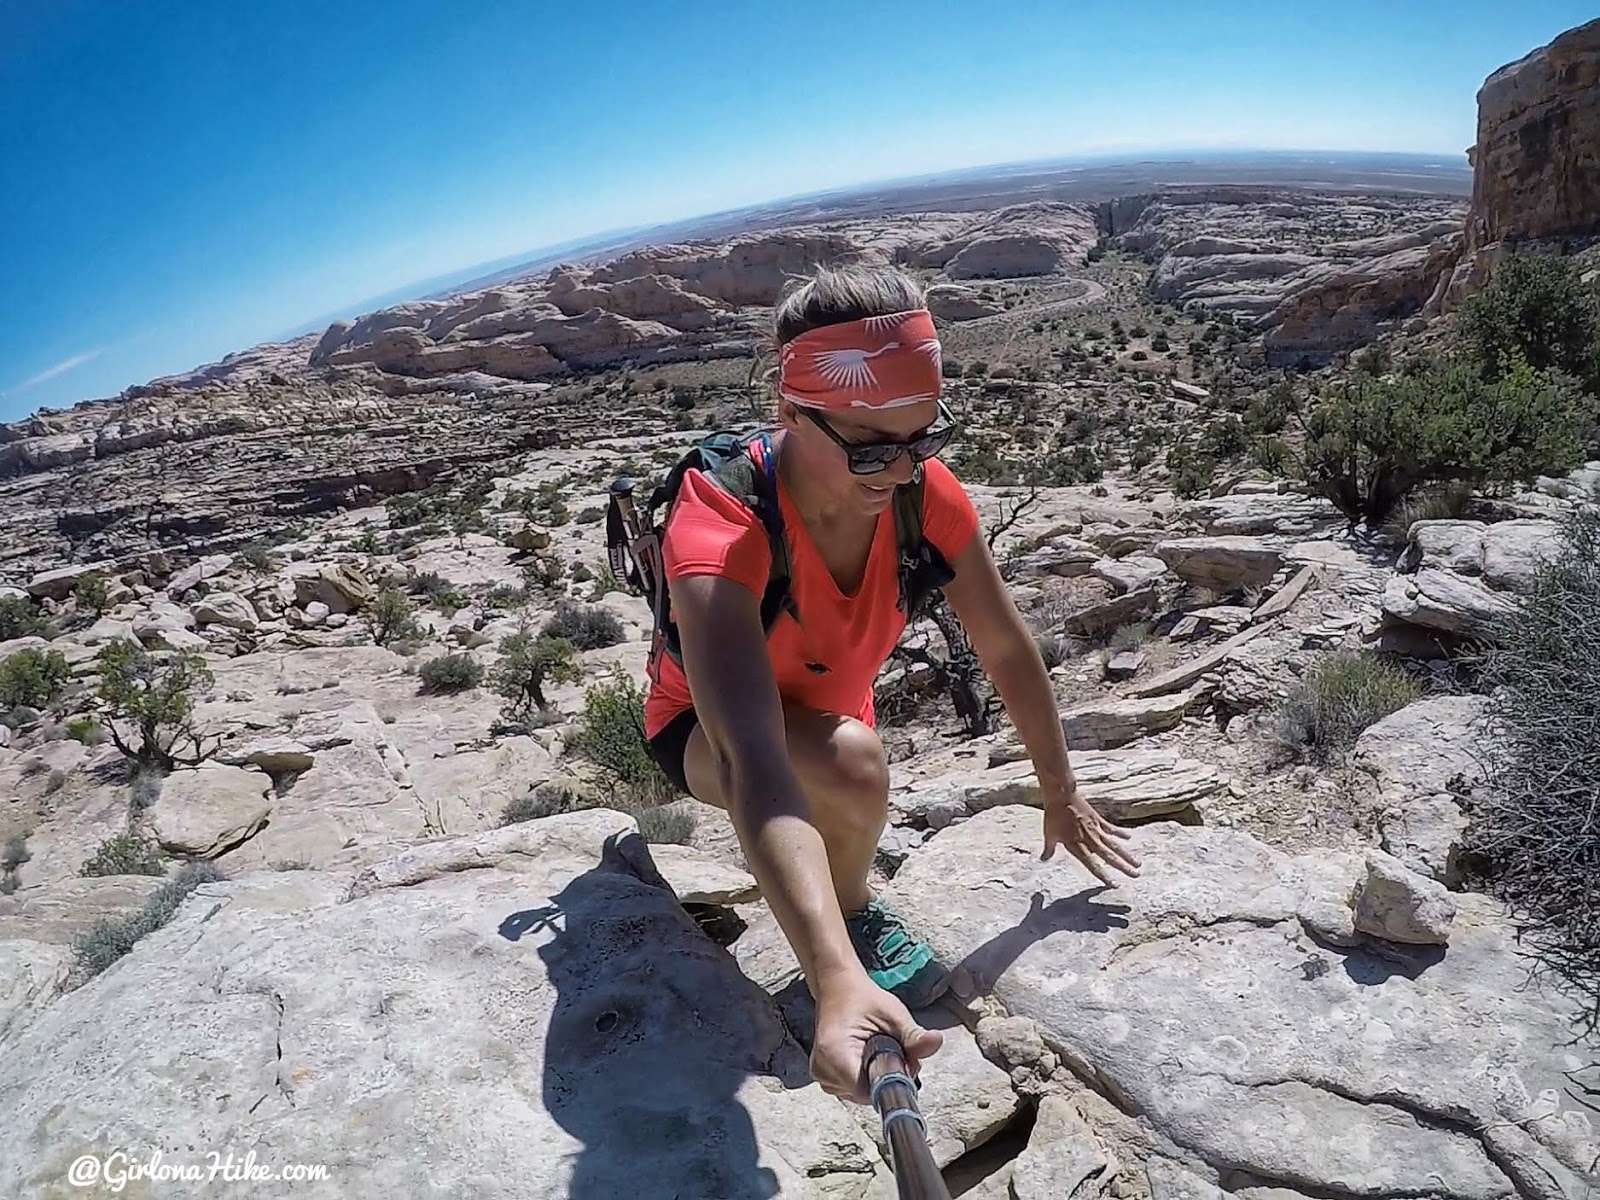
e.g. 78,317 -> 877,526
192,591 -> 259,632
1103,649 -> 1145,680
1011,1095 -> 1118,1200
304,601 -> 331,626
26,562 -> 116,602
1352,852 -> 1456,945
975,1014 -> 1046,1069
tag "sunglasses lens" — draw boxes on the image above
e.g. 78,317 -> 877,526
848,445 -> 903,474
911,426 -> 954,461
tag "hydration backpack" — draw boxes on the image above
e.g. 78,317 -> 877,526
605,428 -> 955,673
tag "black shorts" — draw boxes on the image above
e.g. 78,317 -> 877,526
646,707 -> 700,798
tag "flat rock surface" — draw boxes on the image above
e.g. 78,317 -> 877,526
0,811 -> 901,1200
886,809 -> 1598,1200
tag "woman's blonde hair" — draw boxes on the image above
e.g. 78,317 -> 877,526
771,263 -> 926,347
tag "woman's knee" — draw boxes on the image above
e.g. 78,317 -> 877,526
800,716 -> 889,813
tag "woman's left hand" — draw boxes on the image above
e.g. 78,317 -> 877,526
1041,789 -> 1142,887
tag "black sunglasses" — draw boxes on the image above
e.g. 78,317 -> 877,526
799,402 -> 957,475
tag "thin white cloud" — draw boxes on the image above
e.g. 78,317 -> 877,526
13,348 -> 106,392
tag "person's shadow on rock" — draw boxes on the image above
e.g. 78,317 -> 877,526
499,831 -> 798,1200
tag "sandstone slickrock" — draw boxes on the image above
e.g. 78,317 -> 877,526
0,875 -> 167,1041
1059,690 -> 1198,750
1091,555 -> 1170,595
192,590 -> 260,632
148,765 -> 274,857
289,563 -> 374,615
1155,536 -> 1285,593
1180,493 -> 1342,537
1351,851 -> 1457,945
886,809 -> 1598,1200
1009,1095 -> 1118,1200
1355,696 -> 1485,887
1063,586 -> 1159,640
25,562 -> 114,602
1379,794 -> 1471,889
1110,189 -> 1467,364
0,812 -> 902,1199
1466,19 -> 1600,251
890,746 -> 1225,826
1354,695 -> 1488,800
1381,568 -> 1518,638
648,843 -> 761,905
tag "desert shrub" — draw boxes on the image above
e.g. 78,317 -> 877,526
501,787 -> 585,825
0,648 -> 71,710
0,595 -> 49,641
965,361 -> 989,378
417,653 -> 484,693
79,831 -> 167,877
71,863 -> 223,981
569,674 -> 678,807
542,601 -> 625,651
1301,355 -> 1595,529
1201,415 -> 1248,460
407,572 -> 466,614
1377,481 -> 1476,543
1109,622 -> 1151,652
1243,387 -> 1290,435
369,587 -> 424,646
1466,509 -> 1600,1025
1459,253 -> 1600,390
1269,651 -> 1422,763
2,833 -> 30,874
636,802 -> 698,845
1250,436 -> 1296,476
1034,634 -> 1064,670
1165,442 -> 1216,499
65,714 -> 107,745
2,832 -> 31,891
72,573 -> 109,616
94,642 -> 216,770
490,630 -> 582,719
522,554 -> 566,592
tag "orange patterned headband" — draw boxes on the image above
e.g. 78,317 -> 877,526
777,309 -> 943,411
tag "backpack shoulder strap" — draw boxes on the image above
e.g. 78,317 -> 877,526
892,466 -> 955,619
703,432 -> 793,632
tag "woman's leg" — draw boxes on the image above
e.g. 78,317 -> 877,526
680,702 -> 887,914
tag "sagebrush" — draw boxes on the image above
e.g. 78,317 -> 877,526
71,863 -> 224,981
79,831 -> 167,878
542,601 -> 626,651
1466,509 -> 1600,1029
1270,651 -> 1422,763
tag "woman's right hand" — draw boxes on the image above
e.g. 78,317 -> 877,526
809,968 -> 943,1104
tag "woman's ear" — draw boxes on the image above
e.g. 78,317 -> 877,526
775,395 -> 801,432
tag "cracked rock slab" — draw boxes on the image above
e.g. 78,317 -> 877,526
0,811 -> 897,1199
885,808 -> 1598,1200
890,747 -> 1225,826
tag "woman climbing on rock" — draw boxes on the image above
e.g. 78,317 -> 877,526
637,263 -> 1142,1104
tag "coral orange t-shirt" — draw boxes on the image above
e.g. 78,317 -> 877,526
641,448 -> 979,738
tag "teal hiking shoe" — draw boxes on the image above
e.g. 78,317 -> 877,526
844,897 -> 948,1009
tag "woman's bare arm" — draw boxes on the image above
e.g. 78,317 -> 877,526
940,534 -> 1141,884
669,572 -> 865,988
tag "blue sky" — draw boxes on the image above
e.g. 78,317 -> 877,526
2,0 -> 1593,419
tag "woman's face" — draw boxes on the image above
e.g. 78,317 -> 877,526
779,396 -> 941,515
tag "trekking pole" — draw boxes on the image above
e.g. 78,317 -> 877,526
864,1034 -> 950,1200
